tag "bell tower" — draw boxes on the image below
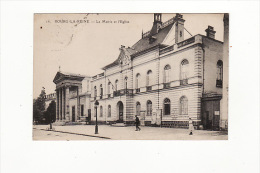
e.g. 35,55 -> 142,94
154,13 -> 162,24
150,13 -> 162,36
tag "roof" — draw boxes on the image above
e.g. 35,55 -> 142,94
102,19 -> 175,70
53,71 -> 86,84
131,23 -> 174,54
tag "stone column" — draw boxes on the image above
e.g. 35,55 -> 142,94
77,86 -> 80,121
59,88 -> 62,121
65,86 -> 70,121
56,90 -> 59,121
62,87 -> 65,121
63,87 -> 66,120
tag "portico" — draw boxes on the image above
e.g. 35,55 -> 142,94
53,71 -> 85,122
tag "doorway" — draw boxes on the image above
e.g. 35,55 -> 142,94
72,106 -> 75,122
202,99 -> 220,130
117,101 -> 124,123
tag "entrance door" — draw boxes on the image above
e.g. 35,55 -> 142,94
202,100 -> 220,130
72,106 -> 75,122
88,109 -> 91,122
117,101 -> 124,123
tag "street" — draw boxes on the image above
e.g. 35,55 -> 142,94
33,125 -> 228,140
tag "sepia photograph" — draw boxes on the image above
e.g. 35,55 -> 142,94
1,1 -> 260,173
33,13 -> 229,140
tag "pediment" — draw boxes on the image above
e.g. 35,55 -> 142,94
53,71 -> 85,84
53,72 -> 65,84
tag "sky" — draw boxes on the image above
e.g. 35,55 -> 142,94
34,13 -> 224,98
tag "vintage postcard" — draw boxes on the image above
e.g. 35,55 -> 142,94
33,13 -> 229,140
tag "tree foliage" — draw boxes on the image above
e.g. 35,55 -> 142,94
44,100 -> 56,123
33,87 -> 46,124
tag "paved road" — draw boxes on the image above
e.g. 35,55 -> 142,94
33,125 -> 228,140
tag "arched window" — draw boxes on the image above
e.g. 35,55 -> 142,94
147,70 -> 152,86
147,100 -> 152,116
180,59 -> 189,85
100,84 -> 103,97
136,73 -> 140,88
164,65 -> 171,83
100,106 -> 103,117
163,98 -> 171,115
136,102 -> 141,116
216,60 -> 223,88
115,80 -> 118,91
180,96 -> 188,115
108,105 -> 111,117
124,77 -> 128,89
94,86 -> 97,98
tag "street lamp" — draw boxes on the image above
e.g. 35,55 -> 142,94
94,100 -> 99,134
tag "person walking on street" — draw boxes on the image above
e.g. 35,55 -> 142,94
135,115 -> 141,131
189,118 -> 194,135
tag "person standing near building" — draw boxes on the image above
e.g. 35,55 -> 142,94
189,118 -> 194,135
135,115 -> 141,131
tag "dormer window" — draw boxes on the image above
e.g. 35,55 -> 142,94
149,36 -> 156,44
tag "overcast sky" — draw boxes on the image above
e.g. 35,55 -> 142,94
34,13 -> 224,98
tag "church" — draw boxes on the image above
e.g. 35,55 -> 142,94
52,13 -> 228,130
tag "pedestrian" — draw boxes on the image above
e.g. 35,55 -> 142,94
135,115 -> 141,131
189,118 -> 194,135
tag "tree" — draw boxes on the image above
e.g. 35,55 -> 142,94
33,87 -> 46,124
44,100 -> 56,124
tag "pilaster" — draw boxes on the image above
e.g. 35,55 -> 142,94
65,86 -> 70,122
56,90 -> 59,121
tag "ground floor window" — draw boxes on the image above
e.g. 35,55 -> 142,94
136,102 -> 141,116
147,100 -> 152,116
108,105 -> 111,117
180,96 -> 188,115
100,106 -> 103,117
164,98 -> 171,115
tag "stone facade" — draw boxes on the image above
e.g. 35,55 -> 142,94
52,13 -> 227,130
89,14 -> 225,130
53,71 -> 91,124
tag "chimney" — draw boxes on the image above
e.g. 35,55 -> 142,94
150,13 -> 162,36
175,13 -> 185,43
205,25 -> 216,39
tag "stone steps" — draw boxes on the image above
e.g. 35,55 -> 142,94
111,123 -> 126,127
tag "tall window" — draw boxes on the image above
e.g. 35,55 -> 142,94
136,102 -> 141,116
163,98 -> 171,115
94,86 -> 97,98
100,106 -> 103,117
180,59 -> 189,84
147,100 -> 152,116
147,70 -> 152,86
216,60 -> 223,88
100,84 -> 103,97
180,96 -> 188,115
115,80 -> 118,91
108,105 -> 111,117
124,77 -> 128,89
164,65 -> 171,83
136,73 -> 140,88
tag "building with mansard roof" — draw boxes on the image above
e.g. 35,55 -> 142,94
53,13 -> 227,130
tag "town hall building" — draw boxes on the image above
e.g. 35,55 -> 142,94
52,13 -> 227,130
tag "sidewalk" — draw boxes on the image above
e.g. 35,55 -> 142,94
33,124 -> 228,140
